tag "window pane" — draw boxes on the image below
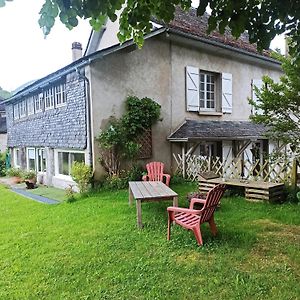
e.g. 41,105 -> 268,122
58,152 -> 69,175
28,149 -> 36,171
70,153 -> 85,165
200,74 -> 205,81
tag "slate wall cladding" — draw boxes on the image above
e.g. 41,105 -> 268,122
6,73 -> 87,149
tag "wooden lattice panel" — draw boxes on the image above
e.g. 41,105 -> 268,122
136,128 -> 152,159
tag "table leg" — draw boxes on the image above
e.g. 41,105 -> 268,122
129,187 -> 133,206
136,199 -> 143,229
173,196 -> 178,207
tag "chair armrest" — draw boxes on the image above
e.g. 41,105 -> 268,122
162,173 -> 171,186
142,175 -> 149,181
190,198 -> 206,209
167,206 -> 201,214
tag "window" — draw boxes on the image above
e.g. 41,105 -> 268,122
27,148 -> 36,171
57,151 -> 85,176
200,72 -> 216,111
55,83 -> 66,107
186,66 -> 232,114
27,96 -> 35,115
37,148 -> 46,172
14,148 -> 21,168
19,100 -> 27,118
13,103 -> 19,120
45,87 -> 55,110
35,93 -> 43,113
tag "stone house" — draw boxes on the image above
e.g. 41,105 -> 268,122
0,96 -> 7,153
5,8 -> 282,189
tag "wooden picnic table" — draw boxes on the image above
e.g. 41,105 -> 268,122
129,181 -> 178,228
199,178 -> 284,202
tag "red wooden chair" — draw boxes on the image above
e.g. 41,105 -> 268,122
142,162 -> 171,186
167,184 -> 226,246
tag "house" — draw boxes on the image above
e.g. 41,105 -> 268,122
0,96 -> 7,153
4,7 -> 282,189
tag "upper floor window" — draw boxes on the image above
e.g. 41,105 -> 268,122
27,96 -> 35,115
19,100 -> 27,118
45,87 -> 55,110
55,83 -> 66,107
35,93 -> 43,113
186,66 -> 232,114
200,72 -> 216,111
13,103 -> 19,120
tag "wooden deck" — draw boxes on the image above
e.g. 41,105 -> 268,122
199,178 -> 284,202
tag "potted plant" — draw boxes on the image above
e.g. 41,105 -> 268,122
7,168 -> 23,184
22,170 -> 37,189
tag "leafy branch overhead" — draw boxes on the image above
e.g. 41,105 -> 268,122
1,0 -> 300,57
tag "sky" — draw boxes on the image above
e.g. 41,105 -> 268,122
0,0 -> 285,92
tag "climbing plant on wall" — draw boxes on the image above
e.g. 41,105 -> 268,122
97,95 -> 161,177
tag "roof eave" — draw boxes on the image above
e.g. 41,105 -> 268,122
166,28 -> 281,68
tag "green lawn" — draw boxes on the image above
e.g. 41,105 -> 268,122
0,183 -> 299,300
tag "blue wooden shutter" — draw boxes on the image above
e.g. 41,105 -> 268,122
186,66 -> 200,111
222,73 -> 233,114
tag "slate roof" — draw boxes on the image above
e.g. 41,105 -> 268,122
162,7 -> 271,58
0,117 -> 7,134
168,119 -> 268,141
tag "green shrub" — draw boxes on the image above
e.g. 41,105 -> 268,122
283,185 -> 300,203
170,174 -> 190,185
0,152 -> 6,177
22,170 -> 36,181
7,168 -> 22,178
65,185 -> 76,203
71,162 -> 93,194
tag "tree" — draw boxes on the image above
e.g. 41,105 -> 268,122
0,86 -> 11,99
1,0 -> 300,57
250,52 -> 300,153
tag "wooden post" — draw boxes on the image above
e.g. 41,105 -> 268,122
291,158 -> 297,189
182,144 -> 186,179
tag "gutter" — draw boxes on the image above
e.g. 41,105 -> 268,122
166,28 -> 281,67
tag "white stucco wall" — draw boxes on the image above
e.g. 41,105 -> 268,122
89,35 -> 283,178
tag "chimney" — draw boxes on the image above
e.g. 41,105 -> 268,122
72,42 -> 82,62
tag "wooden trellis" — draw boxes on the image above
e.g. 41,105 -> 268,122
173,153 -> 298,184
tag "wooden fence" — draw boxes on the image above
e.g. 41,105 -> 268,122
173,153 -> 300,184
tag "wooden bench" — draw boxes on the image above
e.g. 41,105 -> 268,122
199,178 -> 284,202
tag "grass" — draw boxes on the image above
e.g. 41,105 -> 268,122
0,183 -> 299,299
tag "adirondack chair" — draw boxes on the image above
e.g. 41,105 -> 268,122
167,184 -> 226,246
142,162 -> 171,186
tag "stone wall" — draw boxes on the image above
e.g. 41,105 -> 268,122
6,73 -> 87,149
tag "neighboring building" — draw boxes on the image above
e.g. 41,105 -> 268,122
5,8 -> 282,189
0,96 -> 7,153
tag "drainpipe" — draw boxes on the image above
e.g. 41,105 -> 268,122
76,68 -> 94,174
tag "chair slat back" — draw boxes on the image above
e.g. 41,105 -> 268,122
146,162 -> 164,181
200,184 -> 226,224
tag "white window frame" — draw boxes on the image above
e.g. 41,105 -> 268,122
55,83 -> 67,107
19,100 -> 27,118
37,148 -> 46,173
13,103 -> 19,120
26,147 -> 36,171
27,96 -> 35,116
199,71 -> 216,112
35,93 -> 43,113
14,148 -> 21,168
55,149 -> 87,179
45,87 -> 55,110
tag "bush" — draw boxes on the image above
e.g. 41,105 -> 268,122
283,185 -> 300,203
170,174 -> 191,185
71,162 -> 93,194
7,168 -> 22,178
102,165 -> 144,190
65,185 -> 76,203
22,170 -> 36,181
0,152 -> 6,177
